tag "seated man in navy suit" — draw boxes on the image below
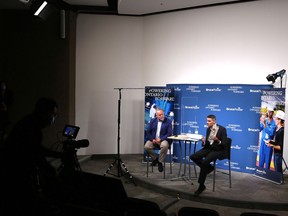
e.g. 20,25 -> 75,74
190,114 -> 228,196
144,108 -> 172,172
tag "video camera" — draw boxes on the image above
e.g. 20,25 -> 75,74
62,125 -> 89,150
58,125 -> 89,178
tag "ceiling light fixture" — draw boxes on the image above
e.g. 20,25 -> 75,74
19,0 -> 31,4
34,1 -> 48,16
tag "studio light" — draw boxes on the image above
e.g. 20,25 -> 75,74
30,0 -> 48,16
34,1 -> 47,16
266,69 -> 286,84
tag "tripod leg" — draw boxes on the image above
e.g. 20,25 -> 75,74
120,158 -> 136,185
104,159 -> 117,176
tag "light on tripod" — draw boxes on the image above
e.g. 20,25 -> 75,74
266,69 -> 286,83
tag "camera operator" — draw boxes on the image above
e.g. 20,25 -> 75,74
1,97 -> 62,216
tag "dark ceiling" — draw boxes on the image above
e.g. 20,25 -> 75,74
0,0 -> 260,16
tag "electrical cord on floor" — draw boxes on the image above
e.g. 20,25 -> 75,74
160,193 -> 180,213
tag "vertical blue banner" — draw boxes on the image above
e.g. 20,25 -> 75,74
254,88 -> 285,184
166,84 -> 272,174
143,86 -> 174,162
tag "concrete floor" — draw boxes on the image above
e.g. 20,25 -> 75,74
63,154 -> 288,216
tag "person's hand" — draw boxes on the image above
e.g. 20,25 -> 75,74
152,139 -> 158,145
155,138 -> 161,145
201,136 -> 205,146
213,136 -> 220,143
265,140 -> 273,147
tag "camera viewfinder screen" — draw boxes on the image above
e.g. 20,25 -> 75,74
63,125 -> 80,139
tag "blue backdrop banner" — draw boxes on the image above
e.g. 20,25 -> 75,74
166,84 -> 272,174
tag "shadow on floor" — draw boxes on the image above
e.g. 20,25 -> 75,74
60,154 -> 288,216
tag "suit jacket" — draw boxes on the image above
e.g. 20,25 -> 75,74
203,124 -> 228,151
146,117 -> 173,144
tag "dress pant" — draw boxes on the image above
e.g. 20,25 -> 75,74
144,140 -> 169,163
274,152 -> 283,173
190,147 -> 223,185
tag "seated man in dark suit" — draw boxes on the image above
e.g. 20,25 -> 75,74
144,108 -> 172,172
190,114 -> 228,196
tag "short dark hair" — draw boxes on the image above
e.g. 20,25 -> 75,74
34,97 -> 57,115
207,114 -> 216,120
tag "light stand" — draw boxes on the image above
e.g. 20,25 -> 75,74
281,156 -> 288,183
283,157 -> 288,172
104,88 -> 144,185
279,72 -> 284,88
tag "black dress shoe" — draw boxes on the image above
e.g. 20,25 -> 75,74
194,184 -> 206,196
151,158 -> 159,166
158,162 -> 163,172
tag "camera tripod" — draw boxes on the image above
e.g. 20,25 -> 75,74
57,147 -> 82,179
104,88 -> 143,185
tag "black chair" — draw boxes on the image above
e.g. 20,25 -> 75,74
240,212 -> 278,216
122,197 -> 167,216
212,137 -> 232,192
62,203 -> 111,216
178,206 -> 220,216
146,142 -> 173,179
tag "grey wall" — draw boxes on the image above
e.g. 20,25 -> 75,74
75,0 -> 288,160
1,0 -> 287,162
